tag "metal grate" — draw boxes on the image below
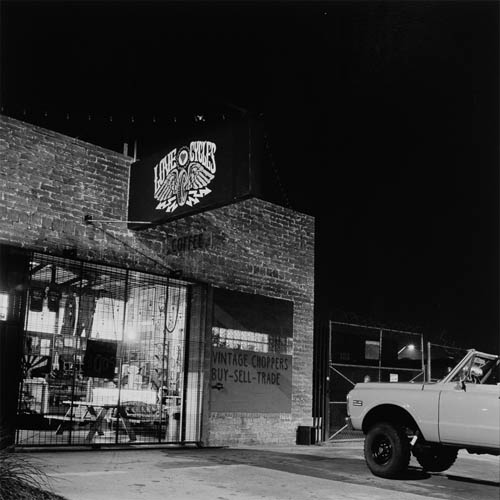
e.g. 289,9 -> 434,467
16,253 -> 203,447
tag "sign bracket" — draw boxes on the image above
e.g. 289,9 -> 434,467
83,215 -> 152,225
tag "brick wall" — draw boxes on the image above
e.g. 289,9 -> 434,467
0,115 -> 315,446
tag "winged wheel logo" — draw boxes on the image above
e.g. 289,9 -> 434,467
154,141 -> 216,213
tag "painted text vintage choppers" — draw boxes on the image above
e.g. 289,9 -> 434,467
346,349 -> 500,478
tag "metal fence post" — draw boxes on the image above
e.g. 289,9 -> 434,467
420,334 -> 425,382
324,320 -> 332,441
427,341 -> 432,382
378,329 -> 383,382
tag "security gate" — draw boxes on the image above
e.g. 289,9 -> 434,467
16,253 -> 204,447
327,321 -> 425,441
313,320 -> 471,443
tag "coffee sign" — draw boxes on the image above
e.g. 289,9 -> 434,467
166,231 -> 212,255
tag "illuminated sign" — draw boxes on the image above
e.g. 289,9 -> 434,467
154,141 -> 217,214
127,117 -> 267,229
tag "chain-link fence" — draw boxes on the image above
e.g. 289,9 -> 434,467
425,342 -> 468,381
326,321 -> 424,441
321,321 -> 471,443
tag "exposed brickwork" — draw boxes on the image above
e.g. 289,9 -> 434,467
0,115 -> 315,446
0,115 -> 132,259
208,412 -> 295,446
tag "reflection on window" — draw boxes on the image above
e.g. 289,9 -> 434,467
0,293 -> 8,320
212,327 -> 293,354
90,297 -> 124,340
26,306 -> 59,334
40,338 -> 51,356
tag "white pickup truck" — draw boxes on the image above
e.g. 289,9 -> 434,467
346,349 -> 500,478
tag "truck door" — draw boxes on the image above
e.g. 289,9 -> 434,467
439,383 -> 500,448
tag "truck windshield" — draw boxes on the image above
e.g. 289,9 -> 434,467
450,354 -> 500,385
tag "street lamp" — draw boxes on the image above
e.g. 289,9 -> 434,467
398,344 -> 415,356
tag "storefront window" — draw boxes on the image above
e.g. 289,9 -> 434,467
212,327 -> 293,354
210,288 -> 294,413
212,287 -> 293,350
17,253 -> 200,447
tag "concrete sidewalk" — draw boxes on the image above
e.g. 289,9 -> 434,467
18,442 -> 500,500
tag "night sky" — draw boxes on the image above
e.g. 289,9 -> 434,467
1,1 -> 498,352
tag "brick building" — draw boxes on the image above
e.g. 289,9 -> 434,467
0,115 -> 315,449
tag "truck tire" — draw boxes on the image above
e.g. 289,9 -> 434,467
412,444 -> 458,472
364,422 -> 410,478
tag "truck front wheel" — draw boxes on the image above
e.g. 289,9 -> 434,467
364,422 -> 410,478
412,444 -> 458,472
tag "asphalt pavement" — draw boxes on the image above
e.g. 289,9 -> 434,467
18,441 -> 500,500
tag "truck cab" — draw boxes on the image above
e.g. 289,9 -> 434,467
346,350 -> 500,478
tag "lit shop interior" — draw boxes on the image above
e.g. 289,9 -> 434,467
17,253 -> 201,446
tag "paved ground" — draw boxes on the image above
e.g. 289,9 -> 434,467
19,441 -> 500,500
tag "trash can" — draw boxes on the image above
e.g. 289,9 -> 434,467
296,425 -> 315,445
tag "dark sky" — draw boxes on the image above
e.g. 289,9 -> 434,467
1,1 -> 499,352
